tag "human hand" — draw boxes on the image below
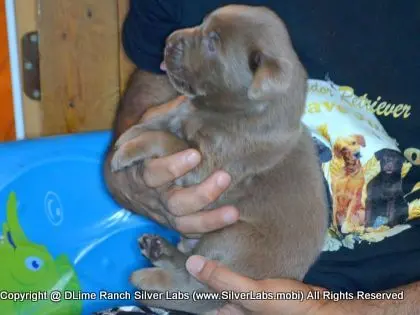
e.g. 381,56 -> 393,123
186,255 -> 330,315
139,97 -> 239,235
143,149 -> 239,234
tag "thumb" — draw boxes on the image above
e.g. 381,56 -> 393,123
218,303 -> 246,315
186,255 -> 259,294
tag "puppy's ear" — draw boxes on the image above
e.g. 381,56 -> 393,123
355,135 -> 366,147
247,50 -> 293,100
374,149 -> 386,161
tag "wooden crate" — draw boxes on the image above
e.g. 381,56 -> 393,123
15,0 -> 134,138
0,0 -> 14,141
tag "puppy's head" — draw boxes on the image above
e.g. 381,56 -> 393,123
333,135 -> 366,160
162,5 -> 306,104
375,149 -> 404,175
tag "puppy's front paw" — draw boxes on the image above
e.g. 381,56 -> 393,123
110,139 -> 145,172
110,125 -> 150,172
114,125 -> 145,150
111,129 -> 186,172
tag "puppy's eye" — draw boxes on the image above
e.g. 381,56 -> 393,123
204,31 -> 220,53
249,51 -> 263,73
352,141 -> 356,145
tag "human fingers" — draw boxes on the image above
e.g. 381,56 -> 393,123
186,255 -> 263,312
173,205 -> 239,234
217,303 -> 245,315
165,171 -> 231,216
143,149 -> 201,187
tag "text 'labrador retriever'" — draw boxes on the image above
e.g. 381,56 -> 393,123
110,5 -> 327,314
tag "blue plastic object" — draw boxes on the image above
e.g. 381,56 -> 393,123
0,131 -> 180,315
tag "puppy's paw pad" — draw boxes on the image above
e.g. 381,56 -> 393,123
139,234 -> 164,262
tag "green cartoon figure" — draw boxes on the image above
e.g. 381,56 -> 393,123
0,192 -> 82,315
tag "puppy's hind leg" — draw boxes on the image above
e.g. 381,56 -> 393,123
131,235 -> 226,313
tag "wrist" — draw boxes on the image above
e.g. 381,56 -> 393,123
312,299 -> 370,315
303,287 -> 342,315
307,300 -> 330,315
309,297 -> 348,315
311,301 -> 342,315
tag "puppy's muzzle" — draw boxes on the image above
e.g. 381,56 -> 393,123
164,33 -> 187,71
165,38 -> 184,58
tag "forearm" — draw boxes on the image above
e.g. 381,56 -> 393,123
104,69 -> 177,210
319,282 -> 420,315
111,69 -> 178,142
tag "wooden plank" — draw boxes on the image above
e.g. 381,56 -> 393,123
0,0 -> 14,141
117,0 -> 135,96
14,0 -> 42,138
38,0 -> 120,135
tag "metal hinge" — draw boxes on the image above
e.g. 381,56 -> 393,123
21,31 -> 41,101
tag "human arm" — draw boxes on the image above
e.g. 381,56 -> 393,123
321,282 -> 420,315
111,0 -> 183,139
111,69 -> 178,142
185,255 -> 420,315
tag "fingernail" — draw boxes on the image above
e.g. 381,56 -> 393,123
186,255 -> 206,276
186,151 -> 200,165
216,173 -> 231,188
223,208 -> 238,224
